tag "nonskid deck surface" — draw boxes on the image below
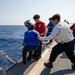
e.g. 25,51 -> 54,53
25,42 -> 75,75
7,41 -> 75,75
6,41 -> 53,75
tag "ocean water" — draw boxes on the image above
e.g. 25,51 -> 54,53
0,25 -> 27,70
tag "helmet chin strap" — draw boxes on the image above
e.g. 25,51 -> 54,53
28,28 -> 32,30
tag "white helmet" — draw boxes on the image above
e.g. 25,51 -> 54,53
0,68 -> 6,75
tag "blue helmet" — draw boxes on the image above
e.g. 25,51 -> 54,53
24,20 -> 34,28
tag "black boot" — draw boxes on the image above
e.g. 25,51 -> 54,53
27,57 -> 31,61
22,49 -> 27,64
34,54 -> 41,60
32,54 -> 37,57
72,64 -> 75,70
22,60 -> 26,64
44,62 -> 53,68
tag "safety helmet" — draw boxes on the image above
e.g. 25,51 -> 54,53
24,20 -> 34,30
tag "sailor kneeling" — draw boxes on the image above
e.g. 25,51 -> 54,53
22,20 -> 40,64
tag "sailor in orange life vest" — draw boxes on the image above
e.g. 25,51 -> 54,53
39,14 -> 75,70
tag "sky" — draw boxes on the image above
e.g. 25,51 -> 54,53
0,0 -> 75,25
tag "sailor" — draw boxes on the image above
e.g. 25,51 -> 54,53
46,18 -> 54,36
46,18 -> 55,45
33,14 -> 46,59
70,23 -> 75,37
0,68 -> 6,75
22,20 -> 40,64
39,14 -> 75,70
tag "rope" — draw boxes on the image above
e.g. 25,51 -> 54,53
5,45 -> 24,55
0,45 -> 24,61
0,51 -> 16,63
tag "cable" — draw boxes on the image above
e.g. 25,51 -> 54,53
0,45 -> 24,61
